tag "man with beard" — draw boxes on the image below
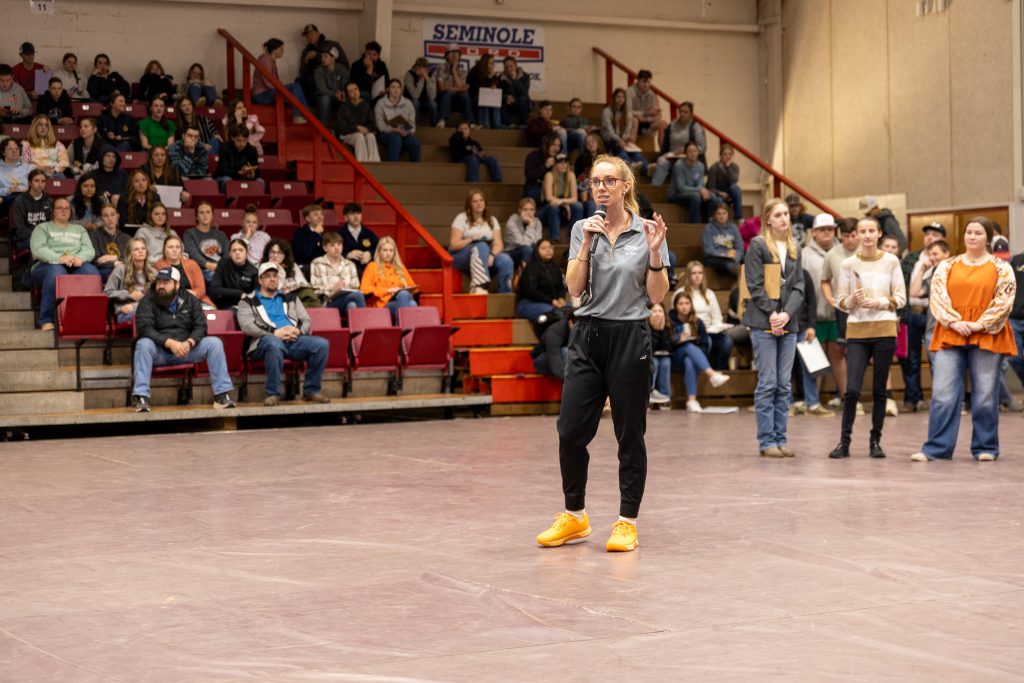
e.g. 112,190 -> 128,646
131,267 -> 237,412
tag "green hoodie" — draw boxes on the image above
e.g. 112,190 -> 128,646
30,221 -> 95,266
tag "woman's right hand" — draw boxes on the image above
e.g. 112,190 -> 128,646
130,290 -> 144,301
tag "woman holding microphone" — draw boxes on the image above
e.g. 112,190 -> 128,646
536,155 -> 669,553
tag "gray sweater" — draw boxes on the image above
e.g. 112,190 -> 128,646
701,221 -> 744,262
503,214 -> 543,251
314,63 -> 350,98
374,96 -> 416,134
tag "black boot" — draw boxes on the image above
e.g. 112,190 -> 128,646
828,441 -> 850,459
869,440 -> 887,458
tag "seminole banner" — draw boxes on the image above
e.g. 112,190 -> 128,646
421,17 -> 546,92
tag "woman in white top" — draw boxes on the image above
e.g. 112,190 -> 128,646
679,260 -> 733,370
448,189 -> 515,294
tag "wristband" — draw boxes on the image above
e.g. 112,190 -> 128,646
647,263 -> 666,272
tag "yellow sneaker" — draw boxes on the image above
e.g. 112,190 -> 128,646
536,512 -> 591,547
605,520 -> 638,552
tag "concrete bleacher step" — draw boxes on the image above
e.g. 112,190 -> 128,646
0,329 -> 52,350
0,291 -> 31,310
389,182 -> 523,203
0,347 -> 59,370
0,258 -> 10,275
0,368 -> 76,392
416,127 -> 528,147
0,310 -> 36,329
0,390 -> 84,416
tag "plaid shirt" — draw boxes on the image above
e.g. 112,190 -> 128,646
310,255 -> 360,297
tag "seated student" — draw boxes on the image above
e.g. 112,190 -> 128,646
223,99 -> 265,155
183,201 -> 228,281
467,54 -> 502,129
67,117 -> 103,178
374,79 -> 421,162
30,197 -> 100,330
628,69 -> 668,140
210,239 -> 258,309
262,239 -> 319,309
153,234 -> 214,307
449,189 -> 514,294
499,56 -> 531,128
725,283 -> 752,368
403,57 -> 438,126
298,25 -> 335,102
311,231 -> 365,311
292,203 -> 328,266
339,202 -> 379,277
237,262 -> 330,406
230,204 -> 271,266
706,143 -> 743,220
98,94 -> 139,153
138,97 -> 177,151
515,238 -> 567,322
666,141 -> 709,224
360,236 -> 418,322
600,87 -> 646,172
86,53 -> 130,105
167,126 -> 209,179
70,173 -> 103,231
11,170 -> 53,254
668,290 -> 730,413
648,302 -> 674,407
0,137 -> 32,206
36,77 -> 74,125
562,98 -> 593,157
13,43 -> 46,98
702,203 -> 745,277
526,100 -> 568,152
53,53 -> 86,101
216,125 -> 262,192
0,63 -> 34,124
21,115 -> 70,177
137,61 -> 176,104
522,133 -> 562,204
540,153 -> 582,242
105,237 -> 153,322
183,63 -> 219,106
574,132 -> 606,217
503,197 -> 543,268
131,266 -> 237,413
449,121 -> 502,182
143,145 -> 182,187
174,96 -> 220,154
349,40 -> 390,104
134,202 -> 173,265
651,102 -> 707,186
117,169 -> 160,230
681,260 -> 733,371
251,39 -> 309,124
531,315 -> 572,381
313,42 -> 349,126
337,82 -> 380,163
433,43 -> 472,127
90,204 -> 131,281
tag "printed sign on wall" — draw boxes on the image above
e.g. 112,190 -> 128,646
422,17 -> 545,92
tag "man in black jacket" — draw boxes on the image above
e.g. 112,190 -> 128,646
216,126 -> 261,192
131,267 -> 236,412
859,195 -> 907,253
499,56 -> 531,128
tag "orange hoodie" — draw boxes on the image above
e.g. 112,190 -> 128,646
360,261 -> 416,307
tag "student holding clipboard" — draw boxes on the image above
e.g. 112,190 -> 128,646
742,198 -> 806,458
360,236 -> 418,323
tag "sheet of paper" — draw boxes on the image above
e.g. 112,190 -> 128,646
477,87 -> 501,108
155,184 -> 183,209
797,337 -> 831,375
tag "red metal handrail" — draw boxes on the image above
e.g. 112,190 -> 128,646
218,29 -> 456,323
593,47 -> 841,219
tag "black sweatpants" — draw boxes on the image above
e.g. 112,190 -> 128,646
842,336 -> 897,443
556,318 -> 652,518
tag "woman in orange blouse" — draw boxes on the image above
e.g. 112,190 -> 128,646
912,217 -> 1017,462
154,234 -> 214,307
359,236 -> 418,322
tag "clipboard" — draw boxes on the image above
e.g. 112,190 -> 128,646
371,75 -> 386,99
478,87 -> 501,108
34,69 -> 53,94
764,263 -> 781,299
797,337 -> 831,376
329,287 -> 361,301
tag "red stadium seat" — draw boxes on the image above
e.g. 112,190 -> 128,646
321,208 -> 340,229
123,103 -> 147,119
45,177 -> 76,197
120,151 -> 148,170
71,102 -> 103,120
183,178 -> 226,209
225,180 -> 271,209
397,306 -> 457,382
307,307 -> 353,397
199,310 -> 246,390
167,208 -> 196,231
53,125 -> 77,144
258,155 -> 287,182
208,153 -> 219,177
2,123 -> 28,140
212,208 -> 244,231
270,181 -> 313,212
258,209 -> 296,240
54,274 -> 109,392
347,308 -> 402,393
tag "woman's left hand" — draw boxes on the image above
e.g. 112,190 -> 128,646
950,321 -> 976,337
645,212 -> 667,254
487,254 -> 495,267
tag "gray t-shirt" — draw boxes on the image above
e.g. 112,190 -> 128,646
569,211 -> 670,321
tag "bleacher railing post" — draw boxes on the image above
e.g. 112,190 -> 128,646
312,139 -> 323,199
773,177 -> 782,198
275,98 -> 287,160
605,60 -> 613,104
353,175 -> 363,205
241,61 -> 251,104
226,46 -> 235,99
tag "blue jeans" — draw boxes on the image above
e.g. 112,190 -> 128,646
251,333 -> 329,398
566,130 -> 585,156
671,342 -> 710,397
750,330 -> 797,450
1007,319 -> 1024,386
315,93 -> 339,125
709,182 -> 745,220
252,83 -> 309,116
449,242 -> 514,293
326,291 -> 366,311
438,90 -> 474,123
668,190 -> 702,224
920,345 -> 1003,459
132,336 -> 233,398
516,299 -> 553,322
538,201 -> 583,242
503,95 -> 530,127
898,311 -> 927,405
650,157 -> 677,186
477,106 -> 502,128
506,245 -> 533,268
187,83 -> 218,103
378,132 -> 421,162
412,94 -> 439,126
385,289 -> 417,323
650,355 -> 671,396
797,352 -> 820,407
31,262 -> 101,325
708,332 -> 733,370
463,154 -> 502,182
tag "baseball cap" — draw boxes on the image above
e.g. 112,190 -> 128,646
554,153 -> 568,162
20,42 -> 35,55
784,193 -> 801,207
321,42 -> 342,60
922,221 -> 946,237
301,24 -> 319,37
258,262 -> 283,277
812,213 -> 837,230
155,267 -> 180,282
859,195 -> 879,212
445,42 -> 461,54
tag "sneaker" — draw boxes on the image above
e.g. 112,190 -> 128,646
977,453 -> 997,461
605,520 -> 638,552
807,404 -> 835,417
760,446 -> 784,458
787,405 -> 795,417
885,398 -> 899,417
709,372 -> 730,388
40,322 -> 55,331
686,399 -> 703,413
856,402 -> 865,416
303,394 -> 330,404
828,442 -> 850,459
264,395 -> 280,407
792,401 -> 808,415
132,395 -> 151,413
827,396 -> 842,408
901,401 -> 918,413
212,392 -> 236,410
469,286 -> 488,295
292,115 -> 308,124
536,512 -> 591,547
435,118 -> 446,128
777,445 -> 796,457
910,452 -> 929,462
649,390 -> 670,405
1000,399 -> 1024,413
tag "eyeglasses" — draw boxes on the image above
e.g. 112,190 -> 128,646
587,177 -> 623,190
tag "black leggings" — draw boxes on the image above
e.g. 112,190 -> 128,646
557,318 -> 651,518
842,337 -> 896,443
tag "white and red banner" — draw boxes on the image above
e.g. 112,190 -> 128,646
422,17 -> 546,92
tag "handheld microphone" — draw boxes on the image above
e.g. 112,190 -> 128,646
589,204 -> 607,256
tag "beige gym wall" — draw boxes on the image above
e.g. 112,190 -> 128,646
780,0 -> 1015,211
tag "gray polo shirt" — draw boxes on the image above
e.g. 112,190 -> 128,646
569,212 -> 670,321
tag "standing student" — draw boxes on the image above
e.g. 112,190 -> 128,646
900,221 -> 947,412
742,198 -> 806,458
798,213 -> 839,417
535,155 -> 669,553
827,218 -> 906,459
